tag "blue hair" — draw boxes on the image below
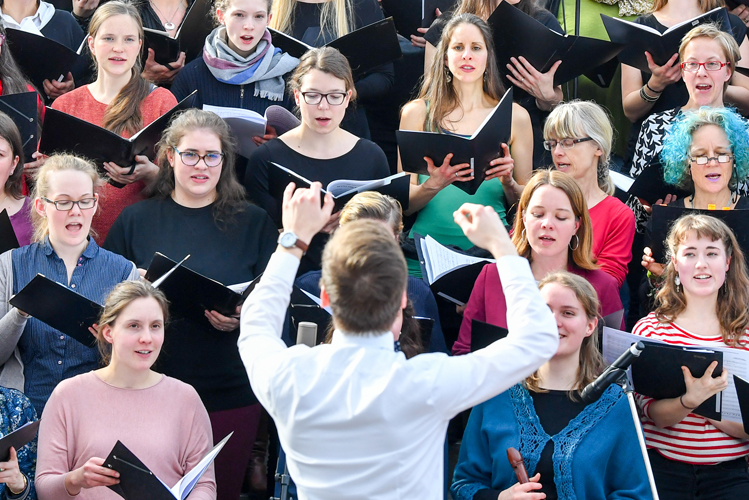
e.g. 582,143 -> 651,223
659,107 -> 749,191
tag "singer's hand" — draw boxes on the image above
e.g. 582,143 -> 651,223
681,362 -> 728,409
498,473 -> 544,500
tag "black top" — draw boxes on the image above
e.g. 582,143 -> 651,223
137,0 -> 194,32
474,389 -> 587,500
103,197 -> 278,412
41,9 -> 85,50
623,12 -> 747,171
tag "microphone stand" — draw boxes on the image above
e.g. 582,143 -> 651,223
612,369 -> 660,500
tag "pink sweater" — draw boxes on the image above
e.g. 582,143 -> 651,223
35,372 -> 216,500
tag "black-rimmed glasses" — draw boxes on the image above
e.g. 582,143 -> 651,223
173,148 -> 224,167
42,197 -> 97,211
300,92 -> 347,106
542,137 -> 595,151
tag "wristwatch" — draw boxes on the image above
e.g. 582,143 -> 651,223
278,231 -> 309,254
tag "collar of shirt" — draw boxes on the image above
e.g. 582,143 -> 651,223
0,1 -> 54,35
41,236 -> 99,260
331,329 -> 394,350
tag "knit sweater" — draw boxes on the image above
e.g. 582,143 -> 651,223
451,384 -> 653,500
35,372 -> 216,500
51,86 -> 178,243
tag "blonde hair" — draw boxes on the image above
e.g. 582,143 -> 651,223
340,192 -> 403,236
96,281 -> 170,365
89,1 -> 151,136
512,169 -> 598,270
271,0 -> 354,39
31,154 -> 101,243
543,100 -> 615,195
656,214 -> 749,347
679,23 -> 739,92
526,271 -> 603,398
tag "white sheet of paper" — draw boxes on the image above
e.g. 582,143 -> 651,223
421,235 -> 493,284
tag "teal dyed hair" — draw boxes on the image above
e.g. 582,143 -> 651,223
660,107 -> 749,192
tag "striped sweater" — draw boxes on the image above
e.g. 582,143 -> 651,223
632,312 -> 749,464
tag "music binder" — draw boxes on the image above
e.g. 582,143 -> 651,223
470,319 -> 509,352
0,209 -> 19,255
380,0 -> 456,37
104,432 -> 231,500
632,340 -> 723,420
0,420 -> 40,461
488,2 -> 623,86
145,252 -> 246,327
269,17 -> 402,78
0,92 -> 38,161
647,205 -> 749,264
626,160 -> 691,206
414,233 -> 492,306
601,7 -> 732,73
142,0 -> 213,65
9,274 -> 101,347
733,375 -> 749,434
268,162 -> 411,212
39,91 -> 197,186
5,28 -> 82,93
396,88 -> 513,196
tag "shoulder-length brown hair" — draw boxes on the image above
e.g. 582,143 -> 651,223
511,169 -> 597,270
526,271 -> 603,399
418,13 -> 505,133
656,214 -> 749,346
89,1 -> 151,137
152,109 -> 247,227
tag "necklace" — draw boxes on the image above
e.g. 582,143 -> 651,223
150,0 -> 184,31
689,191 -> 736,210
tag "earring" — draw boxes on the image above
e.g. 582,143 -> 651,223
674,274 -> 681,293
569,234 -> 579,251
521,228 -> 526,240
445,67 -> 452,83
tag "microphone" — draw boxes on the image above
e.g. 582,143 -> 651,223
296,322 -> 318,348
581,341 -> 645,404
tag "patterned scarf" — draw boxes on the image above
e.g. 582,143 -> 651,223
203,27 -> 299,102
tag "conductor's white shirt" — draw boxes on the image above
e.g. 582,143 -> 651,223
239,251 -> 558,500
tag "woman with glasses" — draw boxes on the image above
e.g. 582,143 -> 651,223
51,1 -> 178,244
398,14 -> 533,278
104,109 -> 277,500
245,47 -> 390,272
0,154 -> 138,414
544,101 -> 635,288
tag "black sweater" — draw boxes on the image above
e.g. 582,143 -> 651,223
104,197 -> 278,412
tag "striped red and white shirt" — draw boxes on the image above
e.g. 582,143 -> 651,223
632,312 -> 749,464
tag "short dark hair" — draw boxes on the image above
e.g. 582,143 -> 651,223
0,111 -> 25,199
321,219 -> 407,333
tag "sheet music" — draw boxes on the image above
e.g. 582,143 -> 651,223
603,327 -> 749,424
170,433 -> 232,499
420,235 -> 493,284
299,289 -> 332,314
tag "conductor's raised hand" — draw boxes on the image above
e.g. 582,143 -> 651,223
422,153 -> 473,191
453,203 -> 517,258
645,52 -> 681,92
498,473 -> 545,500
64,457 -> 119,496
281,182 -> 335,244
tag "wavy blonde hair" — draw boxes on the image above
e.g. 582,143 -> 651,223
270,0 -> 353,39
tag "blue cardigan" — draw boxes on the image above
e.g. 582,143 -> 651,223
451,384 -> 653,500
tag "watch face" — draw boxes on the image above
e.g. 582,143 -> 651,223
279,232 -> 297,248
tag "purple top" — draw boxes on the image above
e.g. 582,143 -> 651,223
10,197 -> 32,247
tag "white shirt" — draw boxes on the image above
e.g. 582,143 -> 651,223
0,1 -> 54,37
239,251 -> 558,500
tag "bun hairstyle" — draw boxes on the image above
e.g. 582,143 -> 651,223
88,1 -> 151,136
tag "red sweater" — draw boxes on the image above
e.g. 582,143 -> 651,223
51,85 -> 177,243
589,195 -> 635,288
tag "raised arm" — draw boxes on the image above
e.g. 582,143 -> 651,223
621,55 -> 681,123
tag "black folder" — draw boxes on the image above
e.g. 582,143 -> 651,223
39,91 -> 197,186
0,92 -> 38,161
627,159 -> 691,207
632,340 -> 723,420
269,17 -> 402,79
396,88 -> 513,196
104,432 -> 231,500
601,7 -> 732,73
0,420 -> 40,461
488,3 -> 623,86
470,319 -> 509,352
268,163 -> 411,212
0,209 -> 19,255
145,252 -> 245,327
733,375 -> 749,434
415,316 -> 435,350
5,28 -> 82,93
142,0 -> 213,65
648,205 -> 749,263
9,274 -> 100,347
380,0 -> 456,37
